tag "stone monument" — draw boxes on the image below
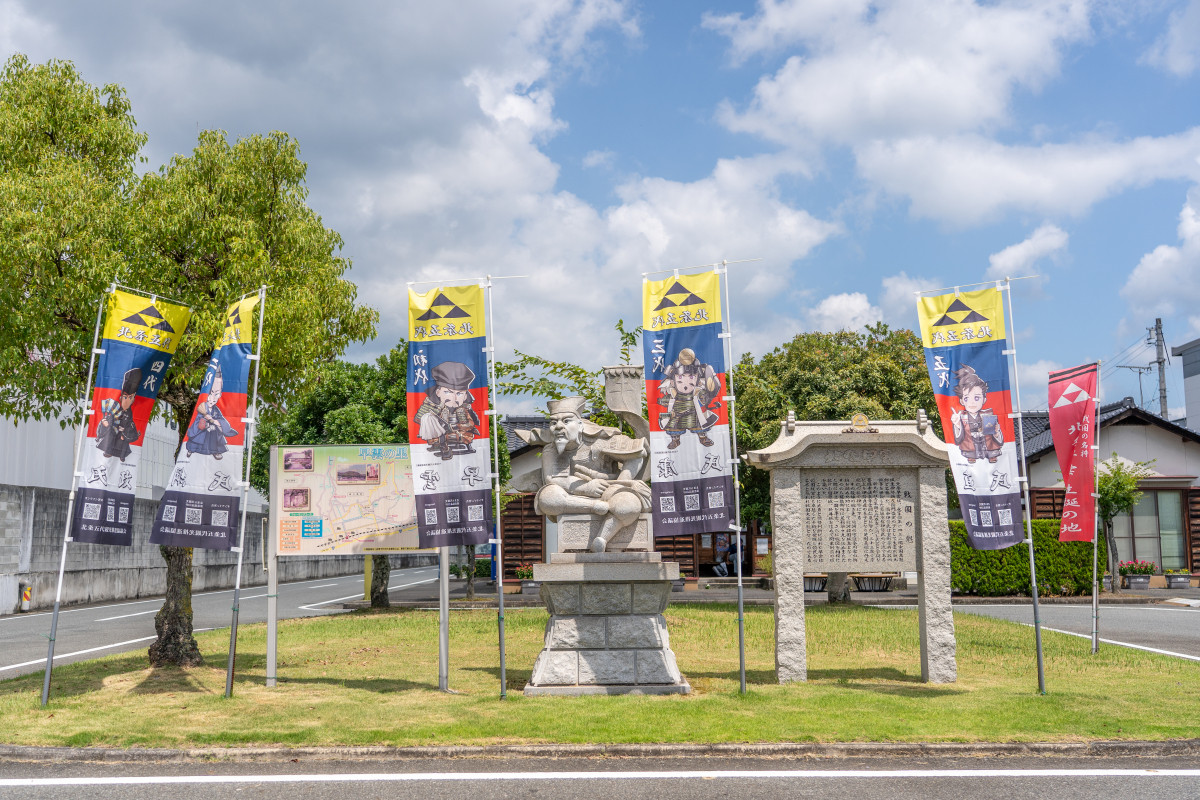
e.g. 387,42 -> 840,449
745,411 -> 956,684
515,367 -> 689,695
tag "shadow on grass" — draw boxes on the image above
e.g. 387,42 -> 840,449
261,674 -> 436,693
461,665 -> 534,692
679,668 -> 778,686
806,667 -> 967,697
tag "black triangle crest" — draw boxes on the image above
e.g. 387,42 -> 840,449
140,306 -> 165,320
431,293 -> 455,307
122,312 -> 149,326
932,314 -> 957,327
441,306 -> 470,318
678,293 -> 705,306
225,310 -> 242,327
152,319 -> 176,333
959,310 -> 988,323
945,299 -> 972,313
654,297 -> 678,310
417,308 -> 442,321
664,282 -> 690,296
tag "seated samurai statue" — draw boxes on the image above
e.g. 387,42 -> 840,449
515,396 -> 651,553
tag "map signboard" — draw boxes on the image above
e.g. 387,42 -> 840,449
270,444 -> 425,555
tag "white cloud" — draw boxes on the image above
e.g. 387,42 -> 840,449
1143,0 -> 1200,76
1120,185 -> 1200,318
856,131 -> 1200,224
804,292 -> 881,332
712,0 -> 1091,146
0,0 -> 54,55
879,271 -> 943,328
1018,358 -> 1065,410
986,223 -> 1068,280
582,149 -> 615,169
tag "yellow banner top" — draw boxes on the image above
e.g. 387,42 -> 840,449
408,285 -> 486,342
219,295 -> 261,347
102,289 -> 191,354
643,271 -> 722,331
917,286 -> 1007,348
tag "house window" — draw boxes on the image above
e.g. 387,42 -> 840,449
1111,489 -> 1188,572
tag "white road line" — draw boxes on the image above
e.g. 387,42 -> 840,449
297,577 -> 438,611
308,584 -> 338,589
1,769 -> 1198,786
95,610 -> 158,622
0,636 -> 157,673
1034,625 -> 1200,662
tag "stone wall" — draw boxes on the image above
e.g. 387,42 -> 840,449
0,485 -> 429,613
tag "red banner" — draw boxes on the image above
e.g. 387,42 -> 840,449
1048,363 -> 1098,542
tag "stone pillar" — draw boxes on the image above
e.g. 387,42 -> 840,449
918,465 -> 956,683
771,468 -> 807,683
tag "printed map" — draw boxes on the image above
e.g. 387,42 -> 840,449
273,444 -> 424,556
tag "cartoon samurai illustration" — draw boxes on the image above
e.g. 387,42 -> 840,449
951,364 -> 1003,464
186,363 -> 238,460
96,367 -> 142,461
658,348 -> 720,449
414,361 -> 481,460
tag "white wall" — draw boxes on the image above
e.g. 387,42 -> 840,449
1029,421 -> 1200,488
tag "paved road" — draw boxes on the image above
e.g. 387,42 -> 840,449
0,755 -> 1198,799
951,602 -> 1200,660
0,565 -> 440,679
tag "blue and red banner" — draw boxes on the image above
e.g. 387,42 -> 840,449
72,290 -> 192,546
917,287 -> 1023,550
151,295 -> 260,550
406,285 -> 492,548
643,271 -> 735,538
1048,363 -> 1099,542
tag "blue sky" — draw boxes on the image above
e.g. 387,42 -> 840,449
5,0 -> 1200,417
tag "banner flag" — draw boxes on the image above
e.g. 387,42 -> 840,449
642,271 -> 735,537
1048,363 -> 1099,542
71,290 -> 192,546
917,287 -> 1023,550
150,295 -> 260,550
406,285 -> 492,548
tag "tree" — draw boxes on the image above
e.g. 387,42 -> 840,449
251,349 -> 406,608
0,57 -> 378,665
733,323 -> 938,602
1096,453 -> 1153,595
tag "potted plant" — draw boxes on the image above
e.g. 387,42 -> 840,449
1118,559 -> 1155,590
672,572 -> 687,592
515,562 -> 539,594
1165,567 -> 1193,590
755,554 -> 774,590
1100,573 -> 1113,592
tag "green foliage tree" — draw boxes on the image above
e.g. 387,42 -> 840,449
0,57 -> 377,666
734,323 -> 937,601
1095,453 -> 1154,594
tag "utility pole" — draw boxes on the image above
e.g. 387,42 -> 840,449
1117,364 -> 1151,408
1152,318 -> 1169,418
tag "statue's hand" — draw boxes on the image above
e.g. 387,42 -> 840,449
578,478 -> 610,497
419,415 -> 446,440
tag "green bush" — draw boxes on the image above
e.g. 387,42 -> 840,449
950,519 -> 1108,597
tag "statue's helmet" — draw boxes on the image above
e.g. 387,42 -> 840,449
547,396 -> 588,418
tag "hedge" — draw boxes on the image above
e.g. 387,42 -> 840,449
950,518 -> 1107,597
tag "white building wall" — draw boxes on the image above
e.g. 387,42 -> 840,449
1029,422 -> 1200,488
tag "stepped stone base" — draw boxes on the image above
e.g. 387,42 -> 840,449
557,513 -> 651,552
524,554 -> 690,696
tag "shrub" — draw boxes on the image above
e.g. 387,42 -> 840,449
950,518 -> 1107,597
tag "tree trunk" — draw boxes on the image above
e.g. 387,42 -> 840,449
148,546 -> 203,667
826,571 -> 853,604
370,554 -> 391,608
465,547 -> 476,600
1104,519 -> 1121,595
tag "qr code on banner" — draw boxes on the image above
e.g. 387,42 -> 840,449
980,509 -> 994,526
162,505 -> 177,522
968,508 -> 978,526
998,508 -> 1013,526
118,507 -> 130,523
82,503 -> 101,520
684,494 -> 700,512
211,510 -> 229,528
468,504 -> 484,521
659,496 -> 676,513
185,507 -> 202,525
424,508 -> 438,525
707,491 -> 724,508
447,506 -> 460,523
106,505 -> 115,522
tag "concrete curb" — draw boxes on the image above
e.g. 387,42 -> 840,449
1,739 -> 1198,764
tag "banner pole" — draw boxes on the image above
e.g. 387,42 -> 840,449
266,447 -> 278,688
42,285 -> 112,706
1002,278 -> 1046,695
1092,362 -> 1103,654
225,286 -> 267,698
716,260 -> 748,695
484,275 -> 508,699
438,546 -> 450,692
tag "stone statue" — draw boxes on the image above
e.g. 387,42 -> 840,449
515,395 -> 651,552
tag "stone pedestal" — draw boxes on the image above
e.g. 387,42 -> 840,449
524,553 -> 691,696
557,513 -> 652,552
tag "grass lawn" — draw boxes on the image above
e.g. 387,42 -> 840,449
1,603 -> 1197,748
